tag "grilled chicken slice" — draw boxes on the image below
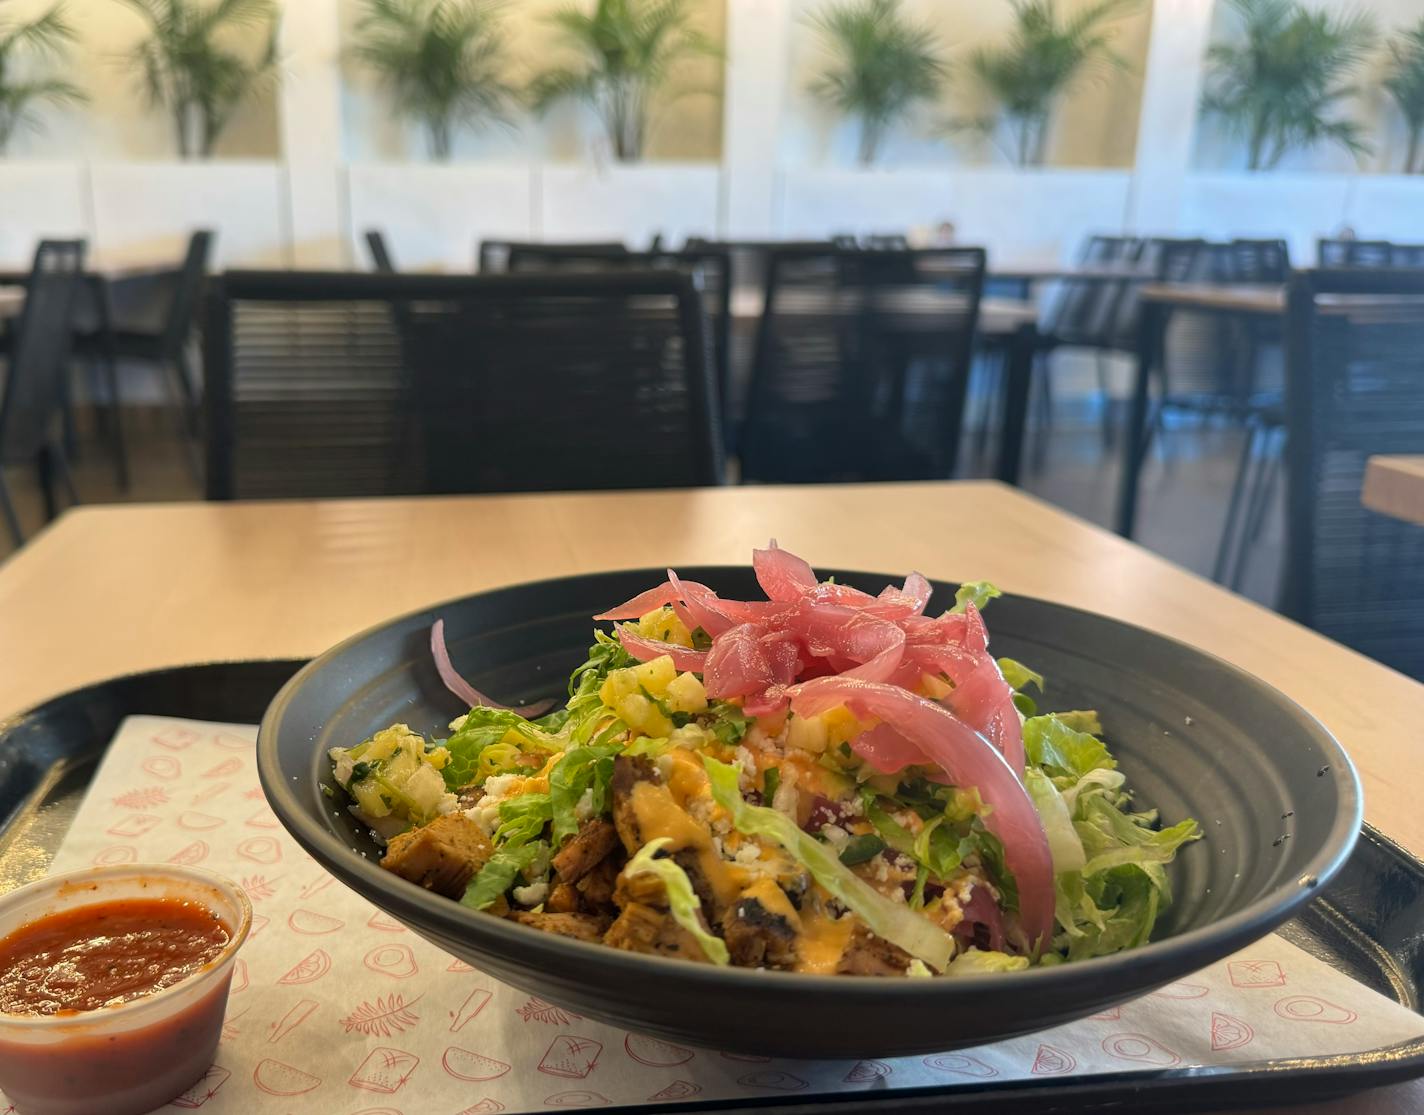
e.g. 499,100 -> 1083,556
380,813 -> 494,899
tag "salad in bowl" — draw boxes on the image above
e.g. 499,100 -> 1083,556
327,544 -> 1199,977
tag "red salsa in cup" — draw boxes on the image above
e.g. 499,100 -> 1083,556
0,898 -> 230,1015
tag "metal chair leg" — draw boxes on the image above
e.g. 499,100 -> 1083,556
1212,423 -> 1258,584
100,353 -> 128,490
50,443 -> 79,507
0,473 -> 22,546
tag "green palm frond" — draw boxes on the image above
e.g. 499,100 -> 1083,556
1201,0 -> 1375,171
116,0 -> 280,157
530,0 -> 722,161
806,0 -> 946,165
0,2 -> 85,153
965,0 -> 1138,167
1383,18 -> 1424,173
352,0 -> 515,159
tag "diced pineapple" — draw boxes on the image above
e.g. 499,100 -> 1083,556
599,668 -> 640,708
616,692 -> 675,738
637,607 -> 693,648
633,655 -> 677,695
352,778 -> 392,818
823,706 -> 867,747
786,712 -> 829,754
665,671 -> 708,713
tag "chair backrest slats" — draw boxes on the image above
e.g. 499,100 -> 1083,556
740,245 -> 986,484
1282,267 -> 1424,679
0,240 -> 86,465
204,269 -> 721,501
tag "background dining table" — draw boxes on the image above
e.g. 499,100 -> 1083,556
1,479 -> 1422,1113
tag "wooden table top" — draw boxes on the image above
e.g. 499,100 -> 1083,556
1140,282 -> 1286,315
3,482 -> 1422,1113
730,289 -> 1038,334
1363,456 -> 1424,526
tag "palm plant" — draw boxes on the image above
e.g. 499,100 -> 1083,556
1201,0 -> 1375,172
1383,18 -> 1424,174
529,0 -> 720,162
117,0 -> 280,159
964,0 -> 1138,168
351,0 -> 515,160
806,0 -> 946,167
0,2 -> 85,154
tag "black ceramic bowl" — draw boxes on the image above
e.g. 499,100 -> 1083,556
258,568 -> 1362,1058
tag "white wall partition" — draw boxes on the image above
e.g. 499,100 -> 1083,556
0,165 -> 89,264
346,164 -> 536,270
1179,174 -> 1356,262
540,165 -> 722,247
87,163 -> 289,268
1345,178 -> 1424,242
777,169 -> 1134,265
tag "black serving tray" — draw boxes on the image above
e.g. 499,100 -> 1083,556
1,661 -> 1423,1113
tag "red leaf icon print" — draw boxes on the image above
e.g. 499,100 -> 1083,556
1031,1044 -> 1076,1075
113,787 -> 168,810
1211,1011 -> 1254,1050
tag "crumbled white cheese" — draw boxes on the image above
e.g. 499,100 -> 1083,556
841,794 -> 865,818
483,773 -> 520,800
733,843 -> 764,866
820,824 -> 850,849
465,798 -> 502,836
655,754 -> 675,779
574,788 -> 595,822
512,881 -> 548,907
735,746 -> 756,790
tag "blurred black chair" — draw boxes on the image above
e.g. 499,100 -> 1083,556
0,240 -> 87,544
485,244 -> 733,452
203,269 -> 721,500
75,230 -> 212,469
740,246 -> 985,484
476,240 -> 628,273
365,230 -> 396,273
1317,239 -> 1424,268
1279,268 -> 1424,679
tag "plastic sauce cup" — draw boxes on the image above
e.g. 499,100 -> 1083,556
0,864 -> 252,1115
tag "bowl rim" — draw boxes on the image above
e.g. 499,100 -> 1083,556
0,863 -> 252,1029
258,565 -> 1364,997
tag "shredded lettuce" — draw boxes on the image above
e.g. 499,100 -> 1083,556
444,708 -> 558,789
548,745 -> 618,843
1053,709 -> 1103,736
461,841 -> 545,911
495,792 -> 553,846
1023,715 -> 1116,783
704,756 -> 955,972
625,838 -> 730,965
951,581 -> 1002,613
709,701 -> 752,745
944,948 -> 1031,976
996,657 -> 1043,693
